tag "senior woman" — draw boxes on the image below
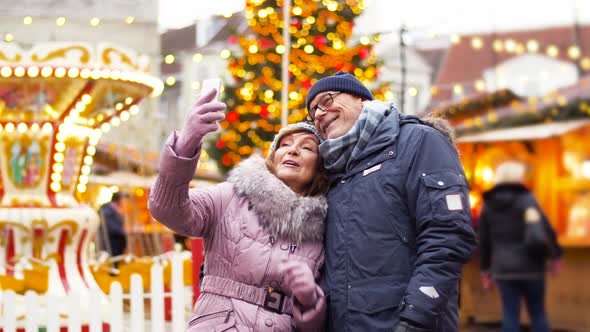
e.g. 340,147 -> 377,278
149,89 -> 327,331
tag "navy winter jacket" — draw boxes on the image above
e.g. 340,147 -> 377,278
323,109 -> 477,331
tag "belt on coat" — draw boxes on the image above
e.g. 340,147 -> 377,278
200,275 -> 292,315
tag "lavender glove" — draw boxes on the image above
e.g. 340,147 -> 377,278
279,259 -> 318,309
175,88 -> 226,158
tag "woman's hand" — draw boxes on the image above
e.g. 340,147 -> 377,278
279,259 -> 318,309
176,88 -> 226,158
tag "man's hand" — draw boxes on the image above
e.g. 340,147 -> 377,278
176,88 -> 226,158
393,320 -> 430,332
278,259 -> 318,309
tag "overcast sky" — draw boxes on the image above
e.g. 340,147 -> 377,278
159,0 -> 590,37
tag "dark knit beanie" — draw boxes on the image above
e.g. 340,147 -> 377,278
306,71 -> 374,111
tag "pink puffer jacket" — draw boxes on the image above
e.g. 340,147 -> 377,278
149,133 -> 327,332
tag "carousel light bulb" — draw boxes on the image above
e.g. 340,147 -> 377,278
50,182 -> 62,192
77,184 -> 87,193
51,173 -> 62,182
56,132 -> 66,141
115,103 -> 123,111
53,152 -> 65,163
86,146 -> 96,156
91,69 -> 101,80
80,68 -> 91,78
81,165 -> 91,175
17,123 -> 27,133
30,123 -> 40,132
54,67 -> 66,78
53,163 -> 64,173
1,67 -> 12,77
110,70 -> 121,80
120,111 -> 130,121
84,155 -> 94,164
55,142 -> 66,152
23,16 -> 33,25
125,97 -> 133,105
111,117 -> 121,127
67,67 -> 79,78
100,69 -> 110,79
42,122 -> 53,133
27,66 -> 39,77
75,102 -> 86,112
5,123 -> 14,132
129,105 -> 139,115
125,16 -> 135,24
276,45 -> 286,54
41,66 -> 53,77
81,94 -> 92,104
88,119 -> 95,126
14,67 -> 25,77
101,123 -> 111,133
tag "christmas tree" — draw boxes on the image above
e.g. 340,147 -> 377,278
208,0 -> 381,173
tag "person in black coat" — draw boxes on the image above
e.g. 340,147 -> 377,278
479,161 -> 562,332
98,191 -> 129,257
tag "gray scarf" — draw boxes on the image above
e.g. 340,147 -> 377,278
319,100 -> 398,175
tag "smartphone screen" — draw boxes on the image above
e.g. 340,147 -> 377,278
201,78 -> 222,103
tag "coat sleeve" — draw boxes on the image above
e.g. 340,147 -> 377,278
400,127 -> 477,329
148,132 -> 231,238
478,205 -> 492,272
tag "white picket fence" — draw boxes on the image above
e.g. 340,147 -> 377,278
0,254 -> 191,332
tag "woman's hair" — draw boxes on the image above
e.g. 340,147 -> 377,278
265,127 -> 329,197
494,161 -> 526,185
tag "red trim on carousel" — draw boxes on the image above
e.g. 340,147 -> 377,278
57,228 -> 70,292
76,229 -> 89,287
6,228 -> 15,276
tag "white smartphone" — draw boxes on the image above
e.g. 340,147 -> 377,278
201,78 -> 222,102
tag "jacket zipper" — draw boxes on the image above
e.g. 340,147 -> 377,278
187,309 -> 233,327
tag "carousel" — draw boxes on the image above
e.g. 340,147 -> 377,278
0,41 -> 163,324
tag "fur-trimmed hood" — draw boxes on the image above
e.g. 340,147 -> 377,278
227,155 -> 327,244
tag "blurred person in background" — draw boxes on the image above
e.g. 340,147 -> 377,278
149,89 -> 329,331
98,191 -> 129,258
479,161 -> 563,332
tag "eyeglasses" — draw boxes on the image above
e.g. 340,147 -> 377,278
306,92 -> 342,122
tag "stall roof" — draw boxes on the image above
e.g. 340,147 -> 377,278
457,119 -> 590,143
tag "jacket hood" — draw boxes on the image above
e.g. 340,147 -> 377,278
483,183 -> 528,209
227,155 -> 327,244
420,114 -> 456,144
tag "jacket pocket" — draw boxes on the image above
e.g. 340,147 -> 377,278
346,277 -> 406,331
422,172 -> 470,222
347,276 -> 406,314
187,309 -> 236,332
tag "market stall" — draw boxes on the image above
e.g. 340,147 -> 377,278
434,77 -> 590,330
